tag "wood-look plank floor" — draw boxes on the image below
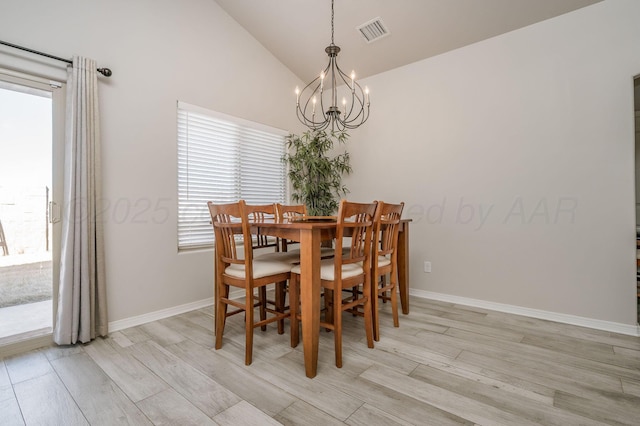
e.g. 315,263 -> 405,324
1,297 -> 639,425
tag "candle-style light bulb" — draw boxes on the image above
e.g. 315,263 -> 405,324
311,96 -> 316,122
365,86 -> 370,105
295,86 -> 300,104
320,71 -> 325,91
350,71 -> 355,90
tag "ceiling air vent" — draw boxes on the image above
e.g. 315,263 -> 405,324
356,18 -> 389,43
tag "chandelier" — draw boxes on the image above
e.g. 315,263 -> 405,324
295,0 -> 370,131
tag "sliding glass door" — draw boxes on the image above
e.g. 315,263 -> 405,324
0,69 -> 64,351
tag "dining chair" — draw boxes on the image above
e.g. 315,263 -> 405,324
208,200 -> 291,365
244,203 -> 300,334
371,201 -> 405,341
289,199 -> 378,368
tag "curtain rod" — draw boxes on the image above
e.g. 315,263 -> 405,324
0,39 -> 112,77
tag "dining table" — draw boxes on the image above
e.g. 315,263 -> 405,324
251,216 -> 412,378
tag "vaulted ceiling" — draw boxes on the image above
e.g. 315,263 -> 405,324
214,0 -> 602,83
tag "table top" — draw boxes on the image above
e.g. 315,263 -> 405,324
257,217 -> 337,228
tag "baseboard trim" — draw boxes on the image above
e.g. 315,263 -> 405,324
108,298 -> 214,333
106,290 -> 640,338
413,289 -> 640,337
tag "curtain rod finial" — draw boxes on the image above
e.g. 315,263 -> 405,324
97,68 -> 112,77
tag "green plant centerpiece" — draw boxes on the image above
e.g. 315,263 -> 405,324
282,129 -> 352,216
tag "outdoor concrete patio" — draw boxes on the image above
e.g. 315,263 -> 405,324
0,252 -> 52,343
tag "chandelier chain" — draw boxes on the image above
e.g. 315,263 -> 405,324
331,0 -> 335,45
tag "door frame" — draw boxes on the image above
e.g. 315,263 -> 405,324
0,68 -> 65,356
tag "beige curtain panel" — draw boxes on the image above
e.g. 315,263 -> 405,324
54,56 -> 108,345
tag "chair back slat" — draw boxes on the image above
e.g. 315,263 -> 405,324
245,203 -> 278,250
276,203 -> 307,220
275,204 -> 307,251
336,201 -> 377,267
376,202 -> 404,258
208,201 -> 245,265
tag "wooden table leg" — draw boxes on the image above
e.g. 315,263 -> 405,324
299,228 -> 321,378
213,247 -> 219,335
397,221 -> 410,315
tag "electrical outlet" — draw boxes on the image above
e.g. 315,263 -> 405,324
423,261 -> 432,273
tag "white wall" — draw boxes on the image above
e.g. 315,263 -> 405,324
0,0 -> 302,323
346,0 -> 640,326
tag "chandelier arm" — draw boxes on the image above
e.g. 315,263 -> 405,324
331,58 -> 338,111
298,78 -> 322,126
341,103 -> 369,127
297,62 -> 334,128
334,63 -> 358,120
334,65 -> 368,125
345,105 -> 369,125
299,94 -> 315,125
345,90 -> 366,121
318,62 -> 331,120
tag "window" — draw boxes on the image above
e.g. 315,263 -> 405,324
177,101 -> 287,250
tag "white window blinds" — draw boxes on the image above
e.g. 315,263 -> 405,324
177,101 -> 287,250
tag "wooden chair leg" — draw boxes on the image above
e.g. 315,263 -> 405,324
363,277 -> 374,349
380,275 -> 387,303
259,287 -> 267,331
351,286 -> 359,316
372,275 -> 381,342
275,281 -> 286,335
390,268 -> 400,328
324,289 -> 334,331
245,287 -> 254,365
333,286 -> 343,368
289,274 -> 300,347
215,284 -> 228,350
